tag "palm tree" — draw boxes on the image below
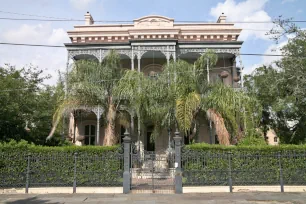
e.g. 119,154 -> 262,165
47,50 -> 126,146
153,51 -> 261,145
115,51 -> 261,146
48,50 -> 261,146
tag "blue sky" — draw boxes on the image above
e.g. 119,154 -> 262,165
0,0 -> 305,84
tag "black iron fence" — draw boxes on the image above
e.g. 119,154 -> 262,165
0,150 -> 123,192
182,149 -> 306,192
1,136 -> 306,194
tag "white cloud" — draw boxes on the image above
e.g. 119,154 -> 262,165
2,24 -> 68,45
261,41 -> 287,65
0,23 -> 70,85
244,40 -> 288,75
282,0 -> 296,4
210,0 -> 273,41
69,0 -> 96,10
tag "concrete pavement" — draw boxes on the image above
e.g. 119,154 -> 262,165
1,193 -> 306,204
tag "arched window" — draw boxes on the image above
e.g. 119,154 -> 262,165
148,71 -> 159,79
84,125 -> 96,145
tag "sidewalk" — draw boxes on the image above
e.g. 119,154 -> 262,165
1,193 -> 306,204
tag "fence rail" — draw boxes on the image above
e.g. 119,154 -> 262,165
0,150 -> 124,193
182,149 -> 306,192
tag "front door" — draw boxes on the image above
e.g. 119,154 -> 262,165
146,131 -> 155,151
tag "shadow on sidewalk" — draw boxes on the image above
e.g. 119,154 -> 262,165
5,197 -> 60,204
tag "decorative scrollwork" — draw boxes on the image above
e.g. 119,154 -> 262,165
178,48 -> 240,56
68,49 -> 100,61
91,106 -> 104,118
131,142 -> 138,155
117,50 -> 132,59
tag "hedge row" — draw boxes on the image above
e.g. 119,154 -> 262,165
2,140 -> 306,188
183,143 -> 306,186
0,140 -> 123,188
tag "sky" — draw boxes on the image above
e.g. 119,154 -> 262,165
0,0 -> 305,85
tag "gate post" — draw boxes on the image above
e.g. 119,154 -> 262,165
174,131 -> 182,194
73,152 -> 77,193
123,130 -> 131,194
25,154 -> 31,194
278,151 -> 284,192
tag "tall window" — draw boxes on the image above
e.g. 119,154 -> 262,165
84,125 -> 96,145
274,137 -> 278,143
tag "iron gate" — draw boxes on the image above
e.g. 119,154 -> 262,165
130,146 -> 175,193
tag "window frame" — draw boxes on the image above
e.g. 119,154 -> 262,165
84,124 -> 96,145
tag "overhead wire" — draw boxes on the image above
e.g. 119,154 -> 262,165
0,10 -> 75,20
0,16 -> 306,24
0,11 -> 302,93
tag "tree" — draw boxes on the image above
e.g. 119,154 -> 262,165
0,64 -> 63,145
116,51 -> 261,145
171,52 -> 260,145
244,18 -> 306,144
48,50 -> 125,146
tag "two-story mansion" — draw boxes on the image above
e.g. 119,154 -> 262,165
65,12 -> 243,151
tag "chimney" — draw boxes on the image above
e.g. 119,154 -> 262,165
85,11 -> 94,25
217,13 -> 226,23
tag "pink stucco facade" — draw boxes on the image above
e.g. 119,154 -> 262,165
65,12 -> 244,150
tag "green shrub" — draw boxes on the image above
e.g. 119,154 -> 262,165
0,140 -> 123,188
183,143 -> 306,186
238,136 -> 267,146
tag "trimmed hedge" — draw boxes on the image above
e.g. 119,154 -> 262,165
183,143 -> 306,186
0,140 -> 123,188
2,140 -> 306,188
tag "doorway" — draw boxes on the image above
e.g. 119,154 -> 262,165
146,126 -> 155,151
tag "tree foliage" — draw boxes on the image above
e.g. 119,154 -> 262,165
116,51 -> 261,145
245,18 -> 306,144
0,64 -> 64,145
48,50 -> 127,146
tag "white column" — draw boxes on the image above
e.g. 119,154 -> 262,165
167,53 -> 170,65
131,58 -> 134,71
96,106 -> 101,145
207,58 -> 210,83
65,54 -> 70,97
137,54 -> 141,72
239,55 -> 244,88
131,49 -> 134,71
166,46 -> 170,66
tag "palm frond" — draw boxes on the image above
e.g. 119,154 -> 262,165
46,97 -> 82,140
176,92 -> 201,134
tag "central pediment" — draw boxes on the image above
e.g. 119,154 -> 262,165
134,15 -> 174,28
